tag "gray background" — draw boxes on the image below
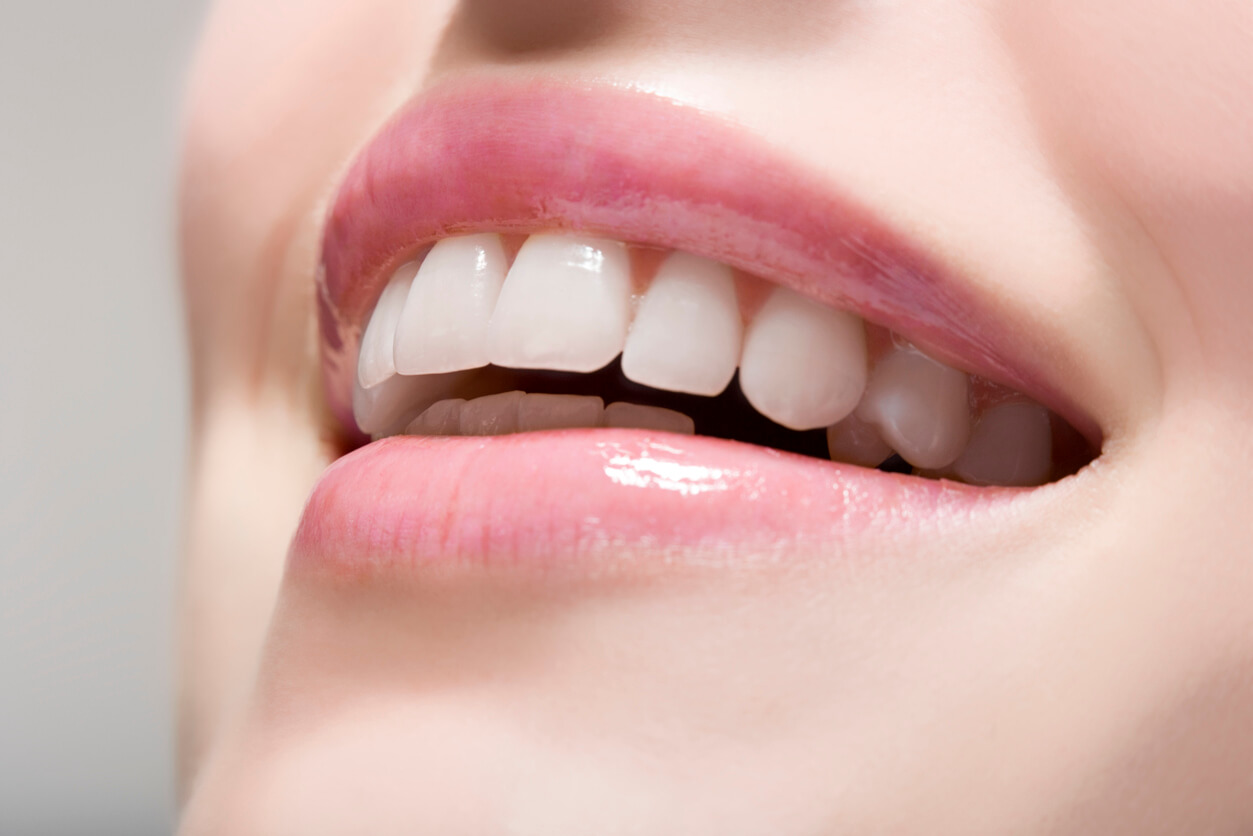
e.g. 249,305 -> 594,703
1,2 -> 205,833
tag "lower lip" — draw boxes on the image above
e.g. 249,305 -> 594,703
290,432 -> 1015,581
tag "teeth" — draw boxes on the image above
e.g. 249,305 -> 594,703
603,402 -> 696,435
357,262 -> 419,389
402,393 -> 606,437
353,370 -> 475,435
404,398 -> 465,437
459,390 -> 524,436
738,287 -> 867,431
517,394 -> 605,432
621,252 -> 742,396
950,402 -> 1052,487
826,413 -> 893,468
855,348 -> 971,470
393,234 -> 507,376
487,234 -> 631,373
402,396 -> 693,436
354,236 -> 1052,485
353,372 -> 431,435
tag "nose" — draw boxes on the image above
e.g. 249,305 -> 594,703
448,0 -> 842,56
456,0 -> 618,53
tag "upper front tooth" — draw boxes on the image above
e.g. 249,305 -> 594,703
393,234 -> 507,376
855,348 -> 971,470
950,401 -> 1052,486
621,252 -> 742,397
486,233 -> 631,373
738,287 -> 868,431
357,262 -> 419,389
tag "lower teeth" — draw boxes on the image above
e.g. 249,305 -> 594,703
400,392 -> 697,439
366,358 -> 1094,487
377,360 -> 833,459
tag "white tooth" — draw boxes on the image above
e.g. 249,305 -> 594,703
826,413 -> 893,468
603,402 -> 696,435
855,348 -> 971,470
352,369 -> 474,435
459,390 -> 524,436
405,399 -> 466,437
621,252 -> 742,396
951,402 -> 1052,487
352,373 -> 428,435
738,287 -> 867,431
517,394 -> 605,432
486,233 -> 631,373
393,235 -> 508,375
357,262 -> 419,389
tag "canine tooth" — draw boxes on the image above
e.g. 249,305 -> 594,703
487,234 -> 631,373
826,413 -> 893,468
393,234 -> 507,375
621,252 -> 742,396
603,402 -> 696,435
856,349 -> 971,470
405,399 -> 466,437
459,390 -> 524,436
517,394 -> 605,432
738,288 -> 867,431
951,402 -> 1052,487
357,262 -> 419,389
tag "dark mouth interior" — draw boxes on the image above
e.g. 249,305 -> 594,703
350,357 -> 1098,483
431,358 -> 927,475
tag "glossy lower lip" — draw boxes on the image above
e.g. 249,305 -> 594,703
290,431 -> 1023,581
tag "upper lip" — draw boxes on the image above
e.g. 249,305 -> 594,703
318,76 -> 1100,446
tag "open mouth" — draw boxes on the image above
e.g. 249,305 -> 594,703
352,232 -> 1093,487
302,77 -> 1105,575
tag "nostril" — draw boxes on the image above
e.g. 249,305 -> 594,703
454,0 -> 621,55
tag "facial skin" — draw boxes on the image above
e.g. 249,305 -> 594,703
177,1 -> 1253,833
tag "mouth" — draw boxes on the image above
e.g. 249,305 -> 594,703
307,77 -> 1100,576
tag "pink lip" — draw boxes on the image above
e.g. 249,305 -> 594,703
292,432 -> 1018,581
303,76 -> 1090,577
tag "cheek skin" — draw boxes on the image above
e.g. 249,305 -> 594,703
1001,0 -> 1253,387
178,0 -> 1253,829
181,0 -> 456,401
1002,0 -> 1253,713
178,0 -> 457,791
1000,2 -> 1253,824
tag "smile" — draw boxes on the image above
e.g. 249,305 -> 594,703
306,77 -> 1099,577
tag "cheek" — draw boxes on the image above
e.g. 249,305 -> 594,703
176,0 -> 459,782
1000,0 -> 1253,380
185,0 -> 448,161
180,0 -> 457,390
1018,1 -> 1253,197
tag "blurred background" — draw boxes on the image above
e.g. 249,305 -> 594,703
1,2 -> 205,833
